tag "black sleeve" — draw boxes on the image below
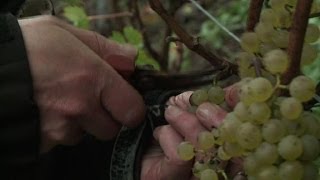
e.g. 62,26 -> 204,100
0,12 -> 40,173
0,0 -> 25,15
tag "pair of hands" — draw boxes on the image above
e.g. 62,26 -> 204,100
20,16 -> 241,179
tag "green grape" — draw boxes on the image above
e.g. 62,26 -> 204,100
301,44 -> 318,66
259,43 -> 277,56
200,169 -> 218,180
198,131 -> 215,150
256,166 -> 280,180
289,75 -> 316,102
263,49 -> 289,74
248,102 -> 271,124
300,135 -> 320,161
223,142 -> 244,157
262,119 -> 286,143
217,146 -> 231,160
244,154 -> 261,176
254,142 -> 279,165
274,9 -> 292,28
233,102 -> 251,122
247,77 -> 274,102
236,122 -> 262,150
283,119 -> 306,136
279,161 -> 304,180
190,89 -> 208,106
208,86 -> 225,104
219,117 -> 242,143
239,66 -> 256,78
240,32 -> 260,53
193,161 -> 209,178
278,135 -> 303,160
305,24 -> 320,43
254,22 -> 276,43
177,141 -> 195,161
280,97 -> 303,120
270,0 -> 287,12
236,51 -> 255,68
302,162 -> 318,180
260,9 -> 277,26
272,30 -> 289,48
286,0 -> 297,6
302,112 -> 320,137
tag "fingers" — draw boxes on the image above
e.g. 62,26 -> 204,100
78,106 -> 121,140
20,16 -> 137,77
196,103 -> 228,129
100,64 -> 145,128
165,105 -> 206,144
52,17 -> 137,77
224,83 -> 240,108
166,91 -> 193,110
152,125 -> 193,180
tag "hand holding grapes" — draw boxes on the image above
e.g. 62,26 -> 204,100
19,16 -> 146,152
140,86 -> 243,180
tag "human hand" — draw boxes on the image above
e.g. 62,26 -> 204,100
19,16 -> 146,152
140,85 -> 244,180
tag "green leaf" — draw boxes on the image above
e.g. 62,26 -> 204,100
135,50 -> 160,70
63,6 -> 89,29
110,31 -> 126,44
123,26 -> 143,47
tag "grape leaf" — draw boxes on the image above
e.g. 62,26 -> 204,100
135,50 -> 160,70
123,26 -> 143,47
110,31 -> 126,44
63,6 -> 89,29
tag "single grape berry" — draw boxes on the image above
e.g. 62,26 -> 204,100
190,89 -> 208,106
289,75 -> 316,102
177,141 -> 195,161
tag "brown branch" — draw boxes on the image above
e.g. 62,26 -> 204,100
148,0 -> 237,72
160,27 -> 172,70
282,0 -> 313,85
246,0 -> 265,31
88,12 -> 133,21
131,0 -> 161,63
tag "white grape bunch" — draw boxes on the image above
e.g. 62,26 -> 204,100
175,1 -> 320,180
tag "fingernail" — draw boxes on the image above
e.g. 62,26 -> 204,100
197,107 -> 213,121
165,105 -> 183,118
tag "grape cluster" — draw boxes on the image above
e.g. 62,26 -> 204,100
176,1 -> 320,180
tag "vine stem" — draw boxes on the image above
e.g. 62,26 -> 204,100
282,0 -> 313,85
148,0 -> 237,72
246,0 -> 265,31
88,12 -> 133,20
188,0 -> 240,43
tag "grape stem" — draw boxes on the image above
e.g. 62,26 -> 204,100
281,0 -> 314,85
275,75 -> 288,90
246,0 -> 265,31
252,57 -> 263,77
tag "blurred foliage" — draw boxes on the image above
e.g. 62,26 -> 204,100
63,6 -> 89,29
51,0 -> 320,81
110,26 -> 160,70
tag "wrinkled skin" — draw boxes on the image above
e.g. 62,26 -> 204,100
19,16 -> 146,152
141,87 -> 244,180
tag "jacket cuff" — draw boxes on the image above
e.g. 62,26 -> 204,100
0,0 -> 25,15
0,13 -> 40,167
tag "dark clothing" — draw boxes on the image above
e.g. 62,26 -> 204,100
0,1 -> 114,179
